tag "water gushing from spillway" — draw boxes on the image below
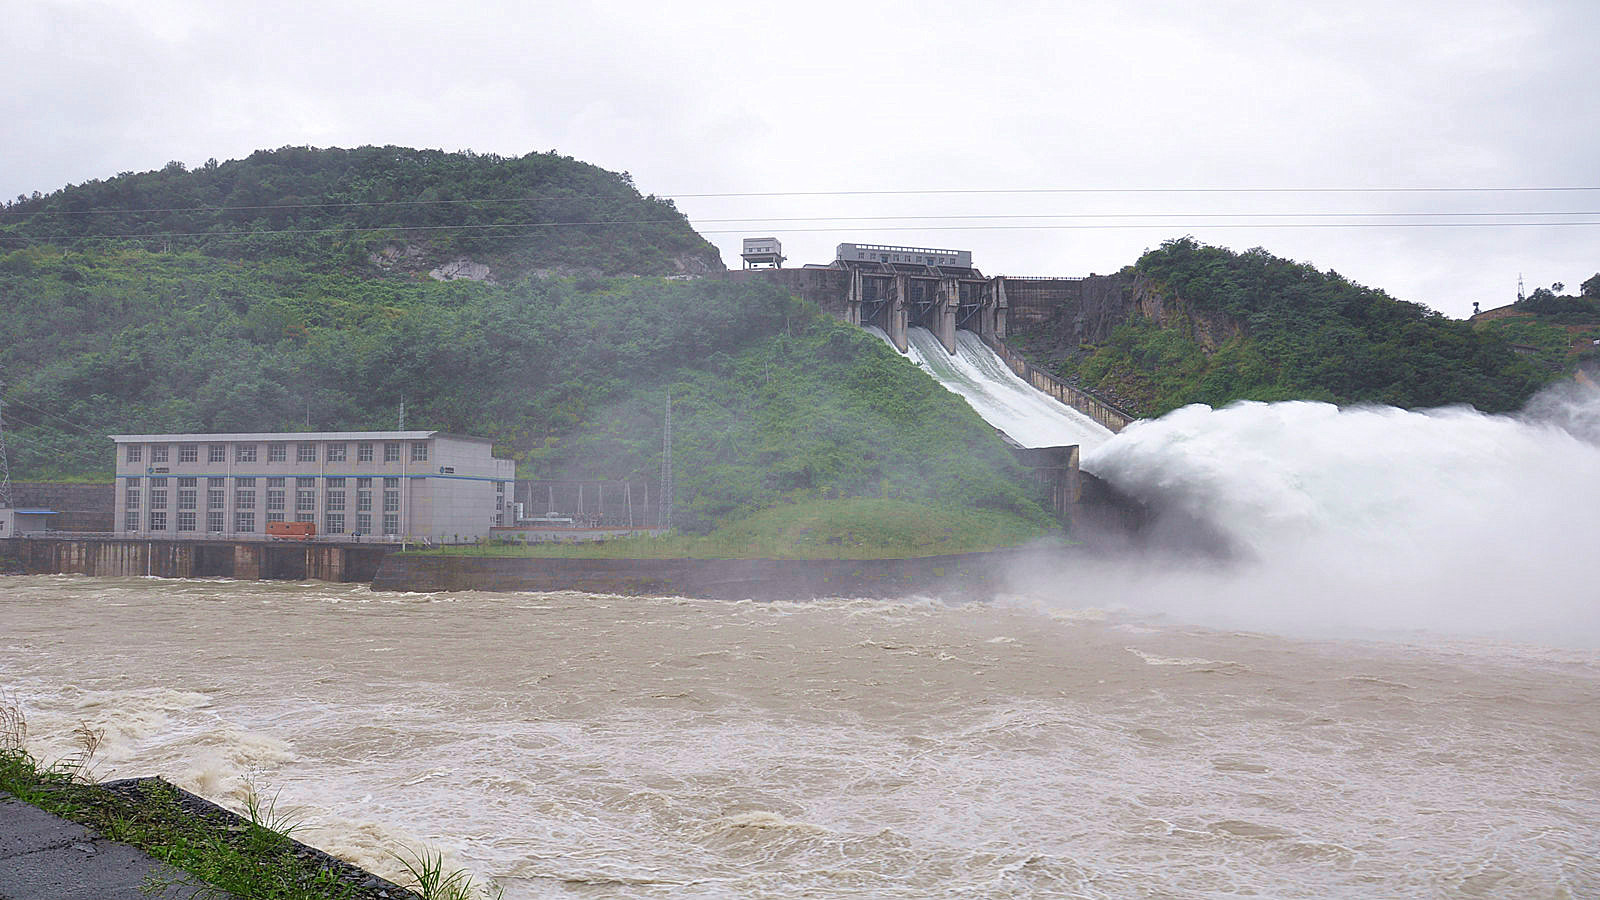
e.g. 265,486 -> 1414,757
1068,387 -> 1600,645
868,326 -> 1115,449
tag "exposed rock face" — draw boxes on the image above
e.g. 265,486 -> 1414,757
1131,273 -> 1243,351
429,257 -> 496,283
671,251 -> 724,276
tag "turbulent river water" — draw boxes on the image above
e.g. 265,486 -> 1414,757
4,577 -> 1598,898
5,368 -> 1600,897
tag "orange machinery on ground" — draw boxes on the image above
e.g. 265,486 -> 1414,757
265,521 -> 317,540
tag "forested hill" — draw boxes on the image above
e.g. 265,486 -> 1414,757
1016,238 -> 1558,416
0,148 -> 1050,539
0,146 -> 722,277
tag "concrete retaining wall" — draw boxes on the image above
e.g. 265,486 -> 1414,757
8,537 -> 391,582
372,547 -> 1063,601
980,333 -> 1134,433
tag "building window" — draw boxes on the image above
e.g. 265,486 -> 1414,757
326,477 -> 345,488
266,477 -> 284,487
497,481 -> 506,494
150,476 -> 167,487
208,489 -> 225,509
236,489 -> 256,510
358,442 -> 374,462
297,444 -> 316,463
325,514 -> 344,534
150,490 -> 167,510
384,442 -> 401,462
357,490 -> 372,512
126,445 -> 142,463
208,476 -> 225,487
178,491 -> 196,511
177,511 -> 196,532
125,510 -> 139,531
266,489 -> 285,511
383,491 -> 400,512
236,476 -> 256,487
126,487 -> 141,509
150,511 -> 168,530
235,512 -> 256,532
296,489 -> 315,512
411,442 -> 428,462
356,477 -> 372,489
207,511 -> 224,532
296,477 -> 314,488
151,445 -> 169,463
266,512 -> 284,524
179,444 -> 198,463
327,490 -> 345,511
383,514 -> 399,534
295,513 -> 316,524
357,513 -> 372,533
327,444 -> 347,462
236,445 -> 257,463
269,443 -> 287,462
178,476 -> 197,487
209,445 -> 226,463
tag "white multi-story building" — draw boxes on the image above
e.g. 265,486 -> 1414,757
110,431 -> 515,542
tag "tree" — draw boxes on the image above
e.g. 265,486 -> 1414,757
1582,273 -> 1600,298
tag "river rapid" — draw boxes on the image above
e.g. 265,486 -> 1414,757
3,575 -> 1597,898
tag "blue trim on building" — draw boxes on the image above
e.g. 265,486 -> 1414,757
117,473 -> 510,483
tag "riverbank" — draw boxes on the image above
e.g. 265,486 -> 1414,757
373,542 -> 1071,599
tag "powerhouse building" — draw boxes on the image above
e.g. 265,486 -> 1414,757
110,431 -> 515,541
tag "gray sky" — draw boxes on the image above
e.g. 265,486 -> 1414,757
5,0 -> 1597,317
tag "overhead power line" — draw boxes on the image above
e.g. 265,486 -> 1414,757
12,212 -> 1600,241
6,185 -> 1600,218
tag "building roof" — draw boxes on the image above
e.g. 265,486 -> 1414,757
9,509 -> 56,515
107,431 -> 493,445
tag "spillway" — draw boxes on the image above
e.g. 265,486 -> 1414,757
870,326 -> 1115,449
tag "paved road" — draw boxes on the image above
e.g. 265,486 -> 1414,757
0,793 -> 226,900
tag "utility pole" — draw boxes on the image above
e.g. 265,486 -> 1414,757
398,396 -> 406,431
0,366 -> 13,510
660,388 -> 672,531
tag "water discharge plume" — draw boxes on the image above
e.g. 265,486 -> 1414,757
867,326 -> 1114,450
1077,388 -> 1600,644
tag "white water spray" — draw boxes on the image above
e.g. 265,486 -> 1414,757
869,326 -> 1114,449
1076,388 -> 1600,644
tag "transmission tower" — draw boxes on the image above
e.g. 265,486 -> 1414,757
0,367 -> 14,510
660,388 -> 673,530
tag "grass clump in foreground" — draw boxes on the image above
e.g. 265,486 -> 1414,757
0,698 -> 496,899
413,497 -> 1056,560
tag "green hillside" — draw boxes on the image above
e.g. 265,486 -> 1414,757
1029,238 -> 1556,416
1,145 -> 721,277
0,148 -> 1051,540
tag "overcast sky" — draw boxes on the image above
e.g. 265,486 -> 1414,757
5,0 -> 1597,317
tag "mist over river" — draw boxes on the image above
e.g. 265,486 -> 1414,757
3,575 -> 1598,898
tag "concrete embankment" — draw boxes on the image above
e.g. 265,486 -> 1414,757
372,547 -> 1069,601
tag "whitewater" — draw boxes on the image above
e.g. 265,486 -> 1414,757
868,326 -> 1115,450
4,361 -> 1600,897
